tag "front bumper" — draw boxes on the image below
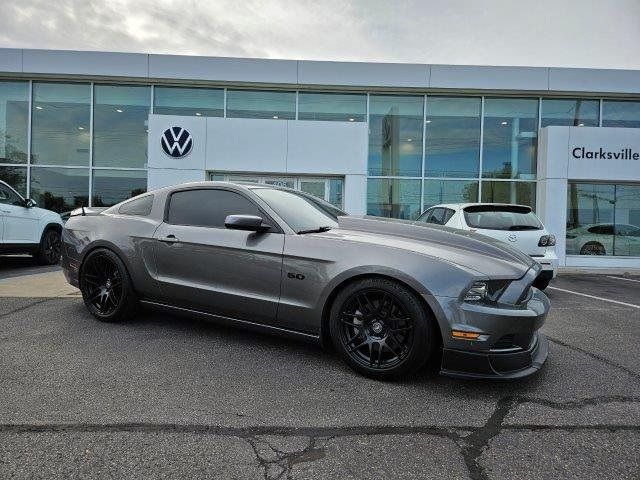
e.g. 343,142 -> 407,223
433,284 -> 550,380
441,332 -> 549,379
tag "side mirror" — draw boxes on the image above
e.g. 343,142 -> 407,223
24,198 -> 37,208
224,214 -> 270,232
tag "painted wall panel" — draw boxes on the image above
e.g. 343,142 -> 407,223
22,49 -> 149,77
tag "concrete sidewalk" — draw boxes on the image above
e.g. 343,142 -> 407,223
0,270 -> 80,298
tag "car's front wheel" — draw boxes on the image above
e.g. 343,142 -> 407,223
329,277 -> 435,379
79,248 -> 137,323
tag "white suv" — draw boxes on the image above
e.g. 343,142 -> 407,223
416,203 -> 558,289
0,180 -> 64,265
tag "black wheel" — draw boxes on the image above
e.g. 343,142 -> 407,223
329,277 -> 435,379
79,248 -> 137,322
36,229 -> 61,265
580,242 -> 606,255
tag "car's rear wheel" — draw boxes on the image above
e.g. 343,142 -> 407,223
580,242 -> 606,255
36,229 -> 61,265
79,248 -> 137,323
329,277 -> 434,379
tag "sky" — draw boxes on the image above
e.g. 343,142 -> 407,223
1,0 -> 639,69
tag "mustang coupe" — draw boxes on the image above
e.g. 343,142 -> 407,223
61,182 -> 550,379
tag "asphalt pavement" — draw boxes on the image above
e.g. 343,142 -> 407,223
0,260 -> 638,479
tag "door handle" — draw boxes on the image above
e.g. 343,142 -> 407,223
158,234 -> 180,244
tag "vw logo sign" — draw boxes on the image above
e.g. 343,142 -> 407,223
161,127 -> 193,158
507,234 -> 518,242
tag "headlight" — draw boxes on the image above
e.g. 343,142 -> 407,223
463,280 -> 510,303
464,281 -> 487,302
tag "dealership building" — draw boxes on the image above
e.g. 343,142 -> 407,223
0,48 -> 639,268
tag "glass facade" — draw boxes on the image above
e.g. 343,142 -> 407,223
367,178 -> 421,220
226,90 -> 295,119
31,82 -> 91,166
541,98 -> 599,127
30,167 -> 89,212
0,78 -> 639,220
602,100 -> 640,128
0,81 -> 28,164
153,87 -> 223,117
566,182 -> 640,257
93,85 -> 150,168
298,92 -> 366,122
425,97 -> 480,178
482,98 -> 538,179
92,169 -> 147,207
368,95 -> 424,177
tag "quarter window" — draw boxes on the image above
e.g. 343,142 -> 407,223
118,194 -> 154,216
167,189 -> 264,228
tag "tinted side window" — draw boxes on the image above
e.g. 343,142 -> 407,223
428,208 -> 447,225
119,194 -> 154,216
0,183 -> 22,206
442,208 -> 455,224
167,189 -> 262,228
417,208 -> 434,223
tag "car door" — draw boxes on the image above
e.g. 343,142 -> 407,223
0,183 -> 40,244
153,187 -> 285,326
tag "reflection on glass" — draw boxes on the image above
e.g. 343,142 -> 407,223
153,87 -> 223,117
367,178 -> 421,219
0,81 -> 28,164
482,98 -> 538,179
93,85 -> 150,168
300,179 -> 326,199
298,92 -> 366,122
31,83 -> 91,166
541,99 -> 599,127
481,181 -> 536,210
30,167 -> 89,213
226,90 -> 295,119
368,95 -> 424,177
92,169 -> 147,207
0,166 -> 27,197
423,180 -> 478,209
612,184 -> 640,256
602,100 -> 640,128
567,183 -> 640,257
328,178 -> 344,208
425,96 -> 480,177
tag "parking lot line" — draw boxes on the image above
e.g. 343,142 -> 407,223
547,286 -> 640,309
605,275 -> 640,284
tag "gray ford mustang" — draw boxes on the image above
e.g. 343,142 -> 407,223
61,181 -> 549,380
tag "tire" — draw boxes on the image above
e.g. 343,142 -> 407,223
79,248 -> 137,323
329,277 -> 435,379
580,242 -> 606,255
36,228 -> 62,265
533,277 -> 551,290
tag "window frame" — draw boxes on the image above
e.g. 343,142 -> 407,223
163,186 -> 283,233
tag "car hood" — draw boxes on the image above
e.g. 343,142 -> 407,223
325,216 -> 536,279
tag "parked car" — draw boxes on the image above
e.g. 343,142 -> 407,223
0,180 -> 63,265
566,223 -> 640,256
62,182 -> 549,380
416,203 -> 558,290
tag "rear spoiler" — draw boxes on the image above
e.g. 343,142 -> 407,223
68,206 -> 108,218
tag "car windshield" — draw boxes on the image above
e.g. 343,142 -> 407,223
463,205 -> 543,231
252,187 -> 345,233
